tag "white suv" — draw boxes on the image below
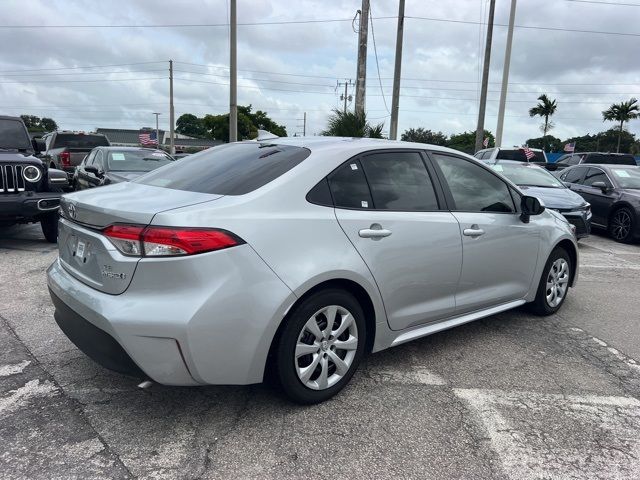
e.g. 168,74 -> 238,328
474,147 -> 548,164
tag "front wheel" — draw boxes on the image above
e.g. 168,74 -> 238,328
528,247 -> 571,316
40,212 -> 59,243
275,289 -> 366,404
609,207 -> 635,243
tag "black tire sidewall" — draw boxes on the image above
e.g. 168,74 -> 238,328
276,289 -> 366,404
531,247 -> 571,316
40,212 -> 59,243
609,207 -> 635,243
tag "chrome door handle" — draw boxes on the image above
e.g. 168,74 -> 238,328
463,225 -> 485,237
359,224 -> 392,239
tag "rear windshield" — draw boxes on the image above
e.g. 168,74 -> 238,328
107,150 -> 173,172
53,133 -> 110,149
137,142 -> 311,195
0,119 -> 31,150
586,153 -> 636,165
610,167 -> 640,189
496,149 -> 546,163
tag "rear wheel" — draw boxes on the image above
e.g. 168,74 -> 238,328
40,212 -> 59,243
529,247 -> 571,316
275,289 -> 366,404
609,207 -> 635,243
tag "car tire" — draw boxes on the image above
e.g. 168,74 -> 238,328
275,289 -> 366,404
528,247 -> 571,316
608,207 -> 635,243
40,212 -> 59,243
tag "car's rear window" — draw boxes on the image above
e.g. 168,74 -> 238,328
53,134 -> 110,149
585,154 -> 636,165
137,142 -> 311,195
496,149 -> 546,163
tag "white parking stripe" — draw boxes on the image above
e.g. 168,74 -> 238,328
0,360 -> 30,377
0,379 -> 58,414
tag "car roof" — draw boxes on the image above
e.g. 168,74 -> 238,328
0,115 -> 23,122
482,159 -> 543,167
579,163 -> 639,169
96,146 -> 165,151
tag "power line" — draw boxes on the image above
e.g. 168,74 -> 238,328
0,69 -> 167,77
0,61 -> 166,74
0,77 -> 166,84
173,69 -> 333,88
565,0 -> 640,6
368,5 -> 389,113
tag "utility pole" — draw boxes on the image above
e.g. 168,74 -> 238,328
296,112 -> 307,136
354,0 -> 369,116
152,112 -> 161,148
495,0 -> 517,148
169,59 -> 175,154
474,0 -> 496,153
337,80 -> 354,112
229,0 -> 237,142
389,0 -> 405,140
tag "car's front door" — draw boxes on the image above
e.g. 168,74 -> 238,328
579,167 -> 616,227
331,150 -> 463,331
431,153 -> 541,314
86,150 -> 104,188
76,150 -> 95,190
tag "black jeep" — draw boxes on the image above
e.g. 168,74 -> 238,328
0,115 -> 68,242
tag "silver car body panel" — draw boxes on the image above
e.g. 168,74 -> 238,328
48,138 -> 579,385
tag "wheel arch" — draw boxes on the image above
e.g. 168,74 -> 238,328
608,201 -> 636,224
554,238 -> 578,286
265,278 -> 378,378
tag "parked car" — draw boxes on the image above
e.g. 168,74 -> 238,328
48,138 -> 578,404
41,131 -> 110,183
172,152 -> 191,160
554,152 -> 637,171
474,147 -> 547,165
483,160 -> 591,239
0,115 -> 68,242
557,164 -> 640,242
74,147 -> 174,190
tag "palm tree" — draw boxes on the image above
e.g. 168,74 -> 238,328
322,109 -> 384,138
602,98 -> 639,153
529,94 -> 558,137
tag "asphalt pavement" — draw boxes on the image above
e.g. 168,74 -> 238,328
1,224 -> 639,480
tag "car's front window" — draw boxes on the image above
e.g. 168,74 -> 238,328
489,163 -> 564,188
610,167 -> 640,189
107,150 -> 173,172
0,119 -> 31,150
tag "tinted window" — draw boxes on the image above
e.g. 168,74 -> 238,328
360,152 -> 439,211
84,150 -> 96,166
583,168 -> 612,187
433,154 -> 515,213
53,134 -> 110,149
0,119 -> 31,149
585,153 -> 636,165
488,163 -> 563,188
610,167 -> 640,189
138,142 -> 310,195
565,155 -> 580,166
483,150 -> 494,160
106,149 -> 173,172
562,166 -> 587,184
328,160 -> 373,209
94,150 -> 105,170
496,149 -> 546,163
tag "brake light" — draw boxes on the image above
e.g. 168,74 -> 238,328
102,225 -> 243,257
60,151 -> 71,166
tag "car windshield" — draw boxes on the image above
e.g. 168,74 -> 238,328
496,149 -> 546,163
53,133 -> 110,149
610,167 -> 640,189
106,150 -> 173,172
0,119 -> 31,150
489,162 -> 564,188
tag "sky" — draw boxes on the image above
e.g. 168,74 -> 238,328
1,0 -> 640,147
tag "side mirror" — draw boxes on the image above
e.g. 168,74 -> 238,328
47,168 -> 69,189
591,181 -> 609,193
520,195 -> 545,223
32,138 -> 45,154
85,165 -> 103,177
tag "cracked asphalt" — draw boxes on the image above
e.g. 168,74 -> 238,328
1,224 -> 640,480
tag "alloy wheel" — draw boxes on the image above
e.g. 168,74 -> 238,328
611,209 -> 632,241
545,258 -> 569,308
294,305 -> 358,390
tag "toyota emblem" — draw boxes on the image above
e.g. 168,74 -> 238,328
68,203 -> 77,219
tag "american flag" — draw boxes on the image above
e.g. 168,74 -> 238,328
522,146 -> 536,160
564,142 -> 576,152
483,137 -> 489,148
139,131 -> 157,146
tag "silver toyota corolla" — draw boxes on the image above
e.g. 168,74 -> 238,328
47,137 -> 578,404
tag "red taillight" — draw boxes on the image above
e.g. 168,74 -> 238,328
60,151 -> 71,166
102,224 -> 242,257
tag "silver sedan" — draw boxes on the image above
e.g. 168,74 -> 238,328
47,137 -> 578,404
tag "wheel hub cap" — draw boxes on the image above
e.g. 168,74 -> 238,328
545,258 -> 569,308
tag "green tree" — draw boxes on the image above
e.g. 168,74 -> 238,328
20,115 -> 58,132
241,105 -> 287,137
401,127 -> 448,146
447,130 -> 494,154
322,109 -> 384,138
602,98 -> 639,152
525,135 -> 563,152
203,111 -> 257,141
176,113 -> 206,137
529,94 -> 558,138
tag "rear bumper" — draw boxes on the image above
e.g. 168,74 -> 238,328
46,244 -> 296,386
0,191 -> 62,219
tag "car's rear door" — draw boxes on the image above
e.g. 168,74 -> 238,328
430,153 -> 540,314
332,150 -> 462,331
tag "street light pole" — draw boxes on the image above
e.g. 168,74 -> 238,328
152,112 -> 161,148
354,0 -> 369,116
169,60 -> 175,154
495,0 -> 517,147
474,0 -> 496,153
389,0 -> 405,141
229,0 -> 238,142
